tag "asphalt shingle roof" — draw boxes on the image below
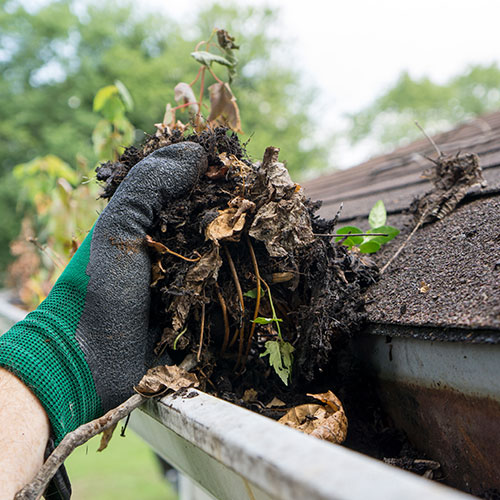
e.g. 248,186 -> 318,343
303,112 -> 500,335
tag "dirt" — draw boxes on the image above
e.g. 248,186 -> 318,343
96,127 -> 435,478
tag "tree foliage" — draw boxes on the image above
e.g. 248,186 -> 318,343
0,0 -> 329,273
348,64 -> 500,149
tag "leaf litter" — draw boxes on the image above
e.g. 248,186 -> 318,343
96,127 -> 379,447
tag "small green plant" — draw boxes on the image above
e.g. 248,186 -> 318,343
254,281 -> 294,386
336,200 -> 399,253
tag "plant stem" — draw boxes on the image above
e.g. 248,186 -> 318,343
244,236 -> 262,361
189,67 -> 202,87
196,67 -> 206,126
261,278 -> 282,341
207,65 -> 224,85
216,283 -> 230,355
197,302 -> 206,362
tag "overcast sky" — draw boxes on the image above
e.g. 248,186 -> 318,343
158,0 -> 500,167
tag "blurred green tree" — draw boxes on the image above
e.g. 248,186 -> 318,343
0,0 -> 329,275
348,64 -> 500,150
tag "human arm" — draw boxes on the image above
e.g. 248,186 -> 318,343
0,142 -> 207,498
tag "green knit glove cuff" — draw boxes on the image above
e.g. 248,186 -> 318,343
0,230 -> 102,444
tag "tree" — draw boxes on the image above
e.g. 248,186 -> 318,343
0,0 -> 329,274
348,64 -> 500,150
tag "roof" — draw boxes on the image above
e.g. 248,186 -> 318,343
303,112 -> 500,336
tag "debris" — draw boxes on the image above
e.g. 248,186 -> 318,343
278,391 -> 348,444
134,365 -> 200,398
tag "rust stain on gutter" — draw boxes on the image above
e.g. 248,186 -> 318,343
377,378 -> 500,496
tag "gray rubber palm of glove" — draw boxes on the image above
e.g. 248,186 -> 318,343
78,141 -> 207,411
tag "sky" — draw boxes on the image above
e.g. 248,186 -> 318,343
22,0 -> 500,167
157,0 -> 500,168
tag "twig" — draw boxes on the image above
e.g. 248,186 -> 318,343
243,236 -> 262,362
380,218 -> 423,274
15,394 -> 145,500
28,238 -> 65,270
223,245 -> 245,355
216,283 -> 230,355
415,121 -> 442,157
197,302 -> 206,362
314,233 -> 389,237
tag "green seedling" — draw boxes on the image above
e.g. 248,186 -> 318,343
336,200 -> 399,253
251,282 -> 295,386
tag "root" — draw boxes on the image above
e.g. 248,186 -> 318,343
216,283 -> 230,355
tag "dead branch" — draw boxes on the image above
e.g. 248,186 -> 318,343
15,394 -> 145,500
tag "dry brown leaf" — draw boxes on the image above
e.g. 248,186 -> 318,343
205,207 -> 246,243
278,390 -> 347,444
207,82 -> 243,133
266,396 -> 286,408
169,246 -> 222,331
97,422 -> 117,452
134,365 -> 199,398
242,388 -> 258,403
174,82 -> 199,114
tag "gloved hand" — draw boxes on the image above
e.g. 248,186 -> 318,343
0,142 -> 207,446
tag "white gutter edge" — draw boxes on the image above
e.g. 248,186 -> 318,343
130,390 -> 474,500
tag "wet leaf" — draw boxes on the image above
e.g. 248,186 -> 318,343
242,388 -> 258,403
174,82 -> 199,114
260,340 -> 294,385
207,82 -> 243,133
205,207 -> 246,242
266,397 -> 286,408
278,391 -> 348,444
369,200 -> 387,228
98,423 -> 117,452
191,50 -> 233,68
134,365 -> 199,398
217,29 -> 239,50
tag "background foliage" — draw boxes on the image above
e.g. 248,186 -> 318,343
348,64 -> 500,149
0,0 -> 328,276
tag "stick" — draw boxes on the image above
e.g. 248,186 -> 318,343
415,121 -> 442,157
15,394 -> 145,500
380,218 -> 423,274
223,245 -> 246,357
314,233 -> 389,237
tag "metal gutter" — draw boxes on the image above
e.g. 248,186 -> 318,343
354,331 -> 500,495
130,391 -> 473,500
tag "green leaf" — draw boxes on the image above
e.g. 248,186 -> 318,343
335,226 -> 364,247
93,85 -> 118,112
260,340 -> 295,385
365,225 -> 400,245
369,200 -> 387,228
243,288 -> 266,299
191,51 -> 233,68
114,79 -> 134,111
359,240 -> 381,253
252,316 -> 282,325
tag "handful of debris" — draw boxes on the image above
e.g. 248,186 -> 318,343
97,127 -> 377,409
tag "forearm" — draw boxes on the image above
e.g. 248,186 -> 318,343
0,368 -> 50,499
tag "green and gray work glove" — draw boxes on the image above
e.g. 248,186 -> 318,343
0,142 -> 207,443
